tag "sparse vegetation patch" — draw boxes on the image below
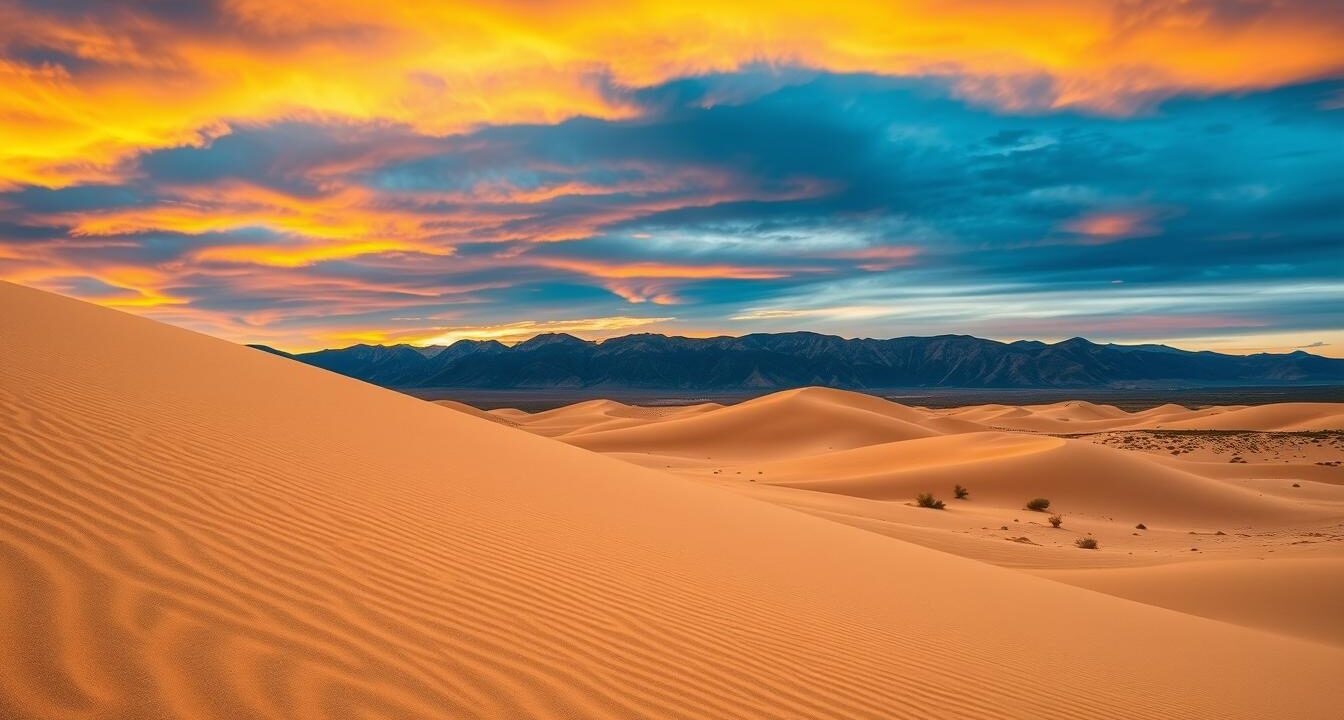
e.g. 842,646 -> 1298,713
915,493 -> 945,510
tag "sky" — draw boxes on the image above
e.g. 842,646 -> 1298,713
1,1 -> 1342,355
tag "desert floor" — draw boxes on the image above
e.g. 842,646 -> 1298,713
3,280 -> 1343,719
491,390 -> 1344,650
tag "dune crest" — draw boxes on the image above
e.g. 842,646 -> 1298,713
562,387 -> 943,462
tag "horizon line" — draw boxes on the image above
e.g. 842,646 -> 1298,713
254,330 -> 1336,360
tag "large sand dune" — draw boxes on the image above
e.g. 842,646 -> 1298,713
512,399 -> 723,438
564,387 -> 943,461
499,376 -> 1344,663
930,399 -> 1344,433
743,433 -> 1333,525
4,281 -> 1344,718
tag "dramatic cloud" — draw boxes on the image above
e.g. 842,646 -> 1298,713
1,3 -> 1341,352
5,0 -> 1344,187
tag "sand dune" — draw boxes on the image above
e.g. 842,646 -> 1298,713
433,399 -> 521,427
511,399 -> 723,438
5,282 -> 1344,718
562,387 -> 942,461
498,384 -> 1344,661
744,433 -> 1332,526
1150,402 -> 1344,432
933,398 -> 1342,433
1035,558 -> 1344,647
513,393 -> 1344,453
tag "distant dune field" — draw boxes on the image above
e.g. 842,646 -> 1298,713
3,281 -> 1344,719
496,385 -> 1344,650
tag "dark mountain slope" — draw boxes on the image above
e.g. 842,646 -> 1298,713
258,332 -> 1344,390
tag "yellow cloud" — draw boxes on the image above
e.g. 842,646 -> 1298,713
4,1 -> 1341,188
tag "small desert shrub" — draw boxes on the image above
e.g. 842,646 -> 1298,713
954,484 -> 970,500
1025,497 -> 1051,512
1075,537 -> 1099,550
1048,514 -> 1063,528
1135,523 -> 1147,530
915,492 -> 946,510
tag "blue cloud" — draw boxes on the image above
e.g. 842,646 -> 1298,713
2,71 -> 1340,347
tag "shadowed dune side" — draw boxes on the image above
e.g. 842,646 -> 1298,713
3,282 -> 1344,719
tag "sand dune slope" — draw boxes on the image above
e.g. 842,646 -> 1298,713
932,399 -> 1344,433
508,388 -> 1343,647
3,282 -> 1344,719
510,399 -> 722,438
565,387 -> 943,461
753,432 -> 1334,526
433,399 -> 521,426
1036,558 -> 1344,647
1151,403 -> 1344,432
503,390 -> 1343,456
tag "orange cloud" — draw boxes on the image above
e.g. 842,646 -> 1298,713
55,183 -> 515,243
192,241 -> 449,268
3,263 -> 187,309
534,257 -> 803,303
605,280 -> 683,305
831,245 -> 920,271
4,1 -> 1341,188
526,254 -> 833,304
537,258 -> 793,280
1062,209 -> 1161,242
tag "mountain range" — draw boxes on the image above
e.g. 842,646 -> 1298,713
250,332 -> 1344,390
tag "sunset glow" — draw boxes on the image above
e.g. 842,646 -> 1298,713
2,1 -> 1341,353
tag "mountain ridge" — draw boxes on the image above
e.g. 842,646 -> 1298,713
251,331 -> 1344,390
